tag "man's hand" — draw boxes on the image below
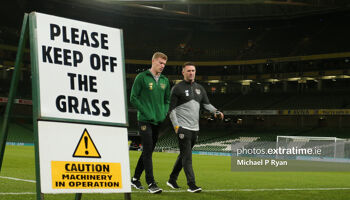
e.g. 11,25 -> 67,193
214,111 -> 224,120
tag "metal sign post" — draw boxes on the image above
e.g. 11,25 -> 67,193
0,13 -> 29,171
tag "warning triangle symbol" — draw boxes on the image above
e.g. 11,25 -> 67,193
73,129 -> 101,158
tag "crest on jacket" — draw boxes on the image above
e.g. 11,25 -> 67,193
185,90 -> 189,96
160,83 -> 166,89
148,82 -> 153,90
195,89 -> 201,95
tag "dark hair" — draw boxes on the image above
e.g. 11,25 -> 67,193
182,62 -> 195,69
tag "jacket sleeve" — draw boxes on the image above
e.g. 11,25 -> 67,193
164,78 -> 171,114
168,86 -> 179,128
130,74 -> 151,118
200,85 -> 217,114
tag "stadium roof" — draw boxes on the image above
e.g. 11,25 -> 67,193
3,0 -> 350,28
64,0 -> 350,21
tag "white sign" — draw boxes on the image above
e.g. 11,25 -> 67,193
38,121 -> 131,193
32,12 -> 127,124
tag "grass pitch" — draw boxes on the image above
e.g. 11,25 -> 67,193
1,145 -> 350,200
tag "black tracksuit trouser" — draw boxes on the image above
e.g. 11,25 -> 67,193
169,127 -> 198,186
133,122 -> 159,185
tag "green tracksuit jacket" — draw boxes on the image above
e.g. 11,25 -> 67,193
130,70 -> 170,125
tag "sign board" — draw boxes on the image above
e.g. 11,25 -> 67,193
38,121 -> 131,193
31,12 -> 127,125
28,12 -> 131,196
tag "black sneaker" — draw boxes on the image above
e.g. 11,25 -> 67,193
148,182 -> 162,194
167,180 -> 180,189
131,177 -> 144,189
187,183 -> 202,193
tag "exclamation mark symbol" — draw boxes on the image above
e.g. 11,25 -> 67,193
84,136 -> 89,155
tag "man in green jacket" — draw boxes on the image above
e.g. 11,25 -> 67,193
130,52 -> 170,194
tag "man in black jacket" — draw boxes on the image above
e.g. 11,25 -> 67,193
167,62 -> 224,193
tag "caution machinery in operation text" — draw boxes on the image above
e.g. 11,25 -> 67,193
38,121 -> 131,193
50,128 -> 123,190
51,161 -> 122,189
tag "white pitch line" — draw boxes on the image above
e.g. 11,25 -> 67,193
0,176 -> 36,183
0,192 -> 35,195
1,188 -> 350,195
1,176 -> 350,194
132,188 -> 350,193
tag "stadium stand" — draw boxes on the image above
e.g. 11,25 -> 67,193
219,92 -> 350,110
1,2 -> 350,155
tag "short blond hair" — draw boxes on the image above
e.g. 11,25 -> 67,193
152,52 -> 168,61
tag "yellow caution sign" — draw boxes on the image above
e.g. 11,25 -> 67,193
73,129 -> 101,158
51,161 -> 122,189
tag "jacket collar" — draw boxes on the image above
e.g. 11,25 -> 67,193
145,69 -> 165,78
183,80 -> 195,85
